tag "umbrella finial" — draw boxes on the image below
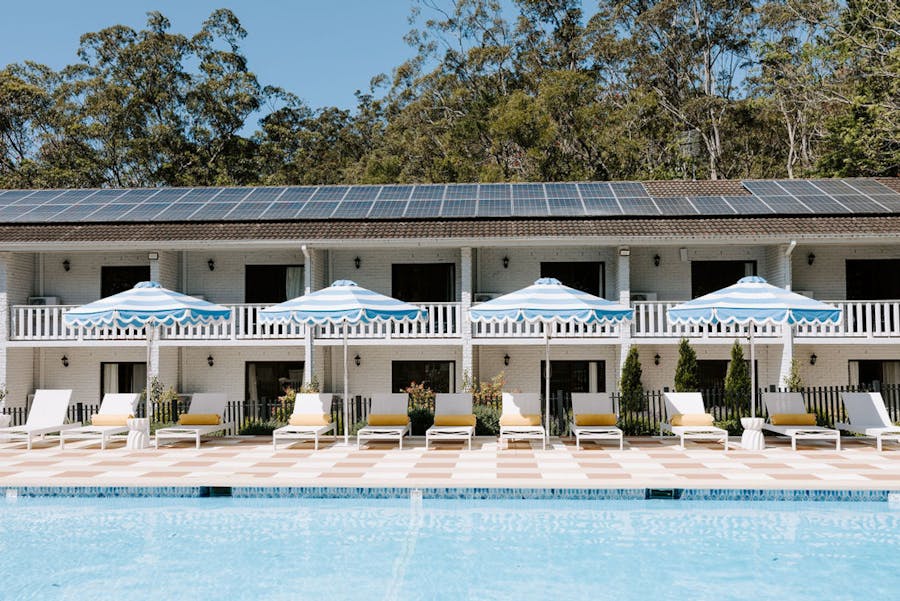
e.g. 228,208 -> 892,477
331,280 -> 358,287
738,276 -> 767,284
134,281 -> 162,289
534,277 -> 562,286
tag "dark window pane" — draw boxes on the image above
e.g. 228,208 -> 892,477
846,259 -> 900,300
690,260 -> 756,298
245,264 -> 303,303
392,263 -> 455,302
540,360 -> 604,396
101,265 -> 150,297
391,361 -> 454,394
246,361 -> 305,403
540,261 -> 604,296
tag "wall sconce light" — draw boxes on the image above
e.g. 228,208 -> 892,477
148,252 -> 159,261
207,258 -> 215,271
354,256 -> 361,269
502,256 -> 509,269
61,355 -> 69,368
810,353 -> 817,366
618,247 -> 631,257
504,353 -> 510,366
354,354 -> 361,367
654,353 -> 660,366
653,254 -> 661,267
62,259 -> 71,272
207,355 -> 214,367
807,252 -> 816,266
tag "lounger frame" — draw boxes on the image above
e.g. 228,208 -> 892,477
837,392 -> 900,452
154,393 -> 232,449
0,390 -> 78,450
660,392 -> 729,450
761,392 -> 840,450
357,393 -> 411,449
272,393 -> 336,450
569,393 -> 624,450
59,393 -> 141,450
426,393 -> 475,450
499,392 -> 546,450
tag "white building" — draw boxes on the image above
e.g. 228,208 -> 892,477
1,178 -> 899,409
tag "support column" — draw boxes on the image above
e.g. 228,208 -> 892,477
616,247 -> 632,389
778,325 -> 794,388
149,253 -> 160,283
460,247 -> 473,389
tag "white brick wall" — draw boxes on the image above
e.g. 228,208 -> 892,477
791,245 -> 900,300
184,249 -> 305,304
41,252 -> 150,304
797,344 -> 900,387
635,342 -> 784,391
181,347 -> 306,406
156,251 -> 180,290
477,345 -> 619,393
331,248 -> 461,298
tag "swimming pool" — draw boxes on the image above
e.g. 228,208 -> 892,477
2,495 -> 898,600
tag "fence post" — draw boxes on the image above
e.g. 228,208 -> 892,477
76,402 -> 84,425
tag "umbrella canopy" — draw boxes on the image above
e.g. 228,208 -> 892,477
470,278 -> 633,444
259,280 -> 425,444
63,281 -> 232,420
667,276 -> 841,418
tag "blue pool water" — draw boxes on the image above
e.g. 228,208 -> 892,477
2,496 -> 899,600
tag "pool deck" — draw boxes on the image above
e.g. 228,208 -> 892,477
1,436 -> 900,490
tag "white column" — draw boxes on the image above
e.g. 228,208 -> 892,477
616,248 -> 632,387
149,253 -> 160,282
778,325 -> 794,388
460,247 -> 473,388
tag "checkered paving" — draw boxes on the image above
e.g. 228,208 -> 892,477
1,436 -> 899,489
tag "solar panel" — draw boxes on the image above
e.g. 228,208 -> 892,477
368,201 -> 407,218
512,198 -> 548,216
812,180 -> 856,194
477,199 -> 511,217
154,203 -> 206,220
654,197 -> 697,215
309,186 -> 348,201
108,189 -> 161,203
444,184 -> 478,200
776,180 -> 819,195
728,197 -> 774,214
690,196 -> 736,214
479,184 -> 510,200
241,187 -> 286,203
297,202 -> 338,218
547,198 -> 584,216
259,203 -> 302,219
545,183 -> 579,198
119,203 -> 169,220
45,189 -> 95,204
19,190 -> 67,205
610,182 -> 648,197
378,185 -> 413,200
82,203 -> 146,221
757,195 -> 811,213
742,181 -> 784,196
618,198 -> 659,215
410,185 -> 445,200
794,195 -> 851,213
582,198 -> 622,215
193,203 -> 239,220
403,200 -> 442,218
0,206 -> 37,220
12,205 -> 69,221
869,194 -> 900,212
441,199 -> 476,217
842,179 -> 892,194
332,200 -> 374,218
829,194 -> 886,213
51,204 -> 106,221
276,187 -> 317,203
510,184 -> 543,199
577,182 -> 614,198
0,191 -> 36,205
343,186 -> 381,201
218,203 -> 269,220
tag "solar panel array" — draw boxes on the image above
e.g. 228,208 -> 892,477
0,179 -> 898,223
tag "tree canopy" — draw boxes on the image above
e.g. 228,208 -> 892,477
1,1 -> 896,188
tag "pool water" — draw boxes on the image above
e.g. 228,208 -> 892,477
2,496 -> 899,600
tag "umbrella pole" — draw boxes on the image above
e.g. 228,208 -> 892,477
545,327 -> 550,446
146,329 -> 153,422
749,326 -> 756,419
343,321 -> 349,445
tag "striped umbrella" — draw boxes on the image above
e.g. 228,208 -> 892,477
64,281 -> 232,419
667,276 -> 841,417
470,278 -> 633,442
259,280 -> 425,443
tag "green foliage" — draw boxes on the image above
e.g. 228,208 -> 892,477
619,347 -> 644,412
714,418 -> 744,436
724,340 -> 752,413
617,416 -> 658,437
297,375 -> 321,394
407,406 -> 434,436
674,338 -> 699,392
783,358 -> 804,391
404,382 -> 435,408
238,418 -> 279,435
462,370 -> 506,403
474,403 -> 500,436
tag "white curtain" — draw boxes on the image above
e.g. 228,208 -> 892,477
285,266 -> 304,299
132,364 -> 147,394
102,364 -> 118,394
883,362 -> 900,386
248,363 -> 259,401
848,361 -> 860,386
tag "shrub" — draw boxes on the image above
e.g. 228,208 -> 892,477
619,347 -> 644,412
239,418 -> 279,435
724,340 -> 751,413
463,370 -> 506,403
715,418 -> 743,436
407,406 -> 434,435
674,338 -> 699,392
274,386 -> 296,422
474,403 -> 500,436
404,381 -> 435,408
618,416 -> 658,437
298,375 -> 320,394
783,358 -> 803,391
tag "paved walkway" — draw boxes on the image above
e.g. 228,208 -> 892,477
1,436 -> 900,490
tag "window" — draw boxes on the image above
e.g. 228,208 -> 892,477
100,362 -> 147,395
246,361 -> 304,402
391,361 -> 455,394
697,358 -> 758,390
691,260 -> 757,298
540,262 -> 604,296
392,264 -> 455,302
245,265 -> 304,304
849,360 -> 900,389
846,260 -> 900,300
101,266 -> 150,298
540,360 -> 605,396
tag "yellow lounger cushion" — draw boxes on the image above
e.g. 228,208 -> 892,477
90,414 -> 132,427
289,413 -> 332,426
178,414 -> 221,426
574,413 -> 618,426
670,413 -> 715,427
500,414 -> 542,427
434,414 -> 476,427
367,414 -> 410,426
770,413 -> 817,426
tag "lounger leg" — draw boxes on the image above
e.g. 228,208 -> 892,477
195,434 -> 200,449
836,435 -> 841,451
576,433 -> 581,451
724,435 -> 728,451
357,436 -> 361,450
468,435 -> 471,451
273,437 -> 277,452
314,434 -> 319,451
425,436 -> 429,451
792,437 -> 797,451
619,435 -> 623,451
679,433 -> 685,449
27,434 -> 33,451
59,435 -> 65,449
101,435 -> 106,451
878,436 -> 883,453
399,435 -> 403,450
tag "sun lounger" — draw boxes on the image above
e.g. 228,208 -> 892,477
426,393 -> 476,450
59,393 -> 140,449
154,393 -> 231,449
272,393 -> 335,450
570,392 -> 623,450
837,392 -> 900,451
0,389 -> 78,450
761,392 -> 840,450
357,393 -> 411,449
661,392 -> 729,450
499,392 -> 546,450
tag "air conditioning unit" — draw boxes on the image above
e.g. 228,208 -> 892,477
28,296 -> 61,305
474,292 -> 499,303
630,292 -> 657,302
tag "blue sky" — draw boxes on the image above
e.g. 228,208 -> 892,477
0,0 -> 420,110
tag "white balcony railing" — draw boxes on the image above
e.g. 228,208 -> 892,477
316,303 -> 461,339
472,319 -> 620,339
795,301 -> 900,338
632,302 -> 782,338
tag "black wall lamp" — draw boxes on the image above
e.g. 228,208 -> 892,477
207,258 -> 215,271
654,353 -> 660,366
207,355 -> 214,367
62,259 -> 71,272
807,252 -> 816,266
502,256 -> 509,269
354,354 -> 361,367
653,254 -> 661,267
503,353 -> 510,366
810,353 -> 817,366
354,256 -> 361,269
61,355 -> 69,368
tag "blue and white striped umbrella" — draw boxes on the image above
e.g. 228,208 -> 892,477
257,280 -> 425,325
260,280 -> 425,444
667,276 -> 841,326
471,278 -> 633,442
64,281 -> 231,329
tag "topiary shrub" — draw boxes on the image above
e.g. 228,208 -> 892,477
674,338 -> 699,392
239,418 -> 279,435
618,416 -> 658,437
619,347 -> 644,412
474,403 -> 500,436
783,358 -> 803,391
714,418 -> 743,436
724,340 -> 751,414
407,406 -> 435,435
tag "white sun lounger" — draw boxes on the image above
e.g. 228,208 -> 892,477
59,393 -> 140,450
761,392 -> 840,451
154,393 -> 231,449
570,392 -> 624,450
661,392 -> 729,450
272,393 -> 335,450
837,392 -> 900,452
499,392 -> 546,450
0,389 -> 78,450
426,393 -> 476,450
357,393 -> 411,449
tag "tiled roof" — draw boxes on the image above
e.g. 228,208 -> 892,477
643,180 -> 750,197
877,178 -> 900,193
1,216 -> 900,245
